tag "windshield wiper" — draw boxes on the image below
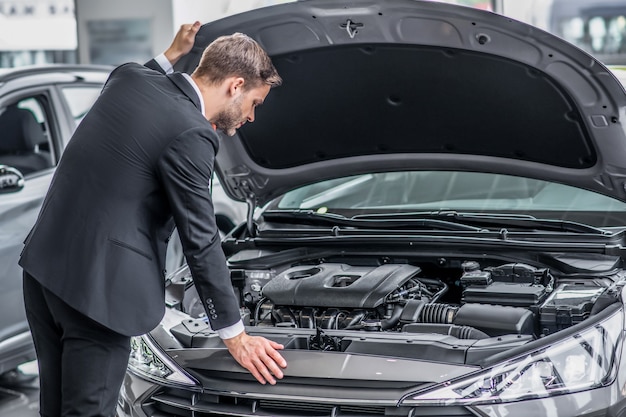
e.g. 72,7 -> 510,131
262,210 -> 486,232
352,211 -> 609,235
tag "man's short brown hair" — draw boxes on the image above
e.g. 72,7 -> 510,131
193,32 -> 282,90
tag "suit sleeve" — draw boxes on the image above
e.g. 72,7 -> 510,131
145,54 -> 173,74
155,128 -> 241,330
144,58 -> 165,73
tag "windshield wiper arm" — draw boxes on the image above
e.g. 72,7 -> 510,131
262,210 -> 485,232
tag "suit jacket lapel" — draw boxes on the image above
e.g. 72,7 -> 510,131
167,72 -> 202,112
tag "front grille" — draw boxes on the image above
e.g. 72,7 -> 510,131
145,388 -> 387,416
258,399 -> 385,415
141,388 -> 474,417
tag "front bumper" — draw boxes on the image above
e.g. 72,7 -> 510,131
117,370 -> 626,417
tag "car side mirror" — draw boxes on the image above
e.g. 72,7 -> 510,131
0,165 -> 25,193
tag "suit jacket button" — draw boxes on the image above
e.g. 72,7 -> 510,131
211,314 -> 218,319
207,303 -> 214,308
209,309 -> 216,314
206,298 -> 213,303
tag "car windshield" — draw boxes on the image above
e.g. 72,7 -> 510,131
273,171 -> 626,228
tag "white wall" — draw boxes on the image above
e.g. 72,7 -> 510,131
498,0 -> 553,30
75,0 -> 294,65
0,15 -> 76,51
172,0 -> 293,25
0,0 -> 76,64
75,0 -> 173,65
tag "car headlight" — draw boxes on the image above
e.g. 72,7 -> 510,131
401,307 -> 623,406
128,335 -> 199,387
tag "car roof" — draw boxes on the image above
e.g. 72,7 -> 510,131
0,64 -> 112,86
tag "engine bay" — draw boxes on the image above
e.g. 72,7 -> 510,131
238,255 -> 620,337
166,250 -> 625,364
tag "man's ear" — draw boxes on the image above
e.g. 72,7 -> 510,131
229,77 -> 246,96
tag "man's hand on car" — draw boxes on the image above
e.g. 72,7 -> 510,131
223,332 -> 287,385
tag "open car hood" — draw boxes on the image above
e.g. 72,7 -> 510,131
174,0 -> 626,207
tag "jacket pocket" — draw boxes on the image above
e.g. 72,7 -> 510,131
108,237 -> 153,261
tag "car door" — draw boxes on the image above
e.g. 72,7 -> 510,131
0,79 -> 103,374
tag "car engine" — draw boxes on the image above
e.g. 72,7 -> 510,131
166,252 -> 625,362
255,263 -> 454,332
237,260 -> 616,339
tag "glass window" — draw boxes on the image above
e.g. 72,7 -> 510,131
60,86 -> 102,125
275,171 -> 626,227
0,96 -> 54,175
16,97 -> 46,123
500,0 -> 626,65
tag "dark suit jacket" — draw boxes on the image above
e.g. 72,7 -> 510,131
19,62 -> 240,336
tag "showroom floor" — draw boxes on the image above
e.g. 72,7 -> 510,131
0,361 -> 39,416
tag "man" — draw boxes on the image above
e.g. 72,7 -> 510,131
19,22 -> 287,416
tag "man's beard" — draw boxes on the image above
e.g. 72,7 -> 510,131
213,95 -> 244,137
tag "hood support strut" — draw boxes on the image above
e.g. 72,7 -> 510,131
244,193 -> 257,238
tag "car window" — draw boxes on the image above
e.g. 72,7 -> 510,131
17,97 -> 46,123
0,96 -> 55,176
276,171 -> 626,227
549,1 -> 626,64
60,86 -> 102,126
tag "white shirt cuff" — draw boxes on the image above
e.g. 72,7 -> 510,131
216,320 -> 245,339
154,53 -> 174,74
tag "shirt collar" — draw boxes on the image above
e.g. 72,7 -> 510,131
181,73 -> 206,117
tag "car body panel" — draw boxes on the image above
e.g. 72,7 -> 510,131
175,0 -> 626,207
0,65 -> 110,374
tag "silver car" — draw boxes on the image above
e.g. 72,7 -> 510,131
0,65 -> 109,377
118,1 -> 626,416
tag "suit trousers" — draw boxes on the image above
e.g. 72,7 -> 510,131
23,271 -> 131,417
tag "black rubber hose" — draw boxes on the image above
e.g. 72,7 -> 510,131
381,304 -> 404,330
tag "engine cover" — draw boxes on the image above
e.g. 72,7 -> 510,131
261,263 -> 421,308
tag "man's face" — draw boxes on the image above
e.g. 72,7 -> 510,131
214,83 -> 271,137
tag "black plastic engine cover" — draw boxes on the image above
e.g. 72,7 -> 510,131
462,282 -> 548,307
453,303 -> 535,336
261,263 -> 421,308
